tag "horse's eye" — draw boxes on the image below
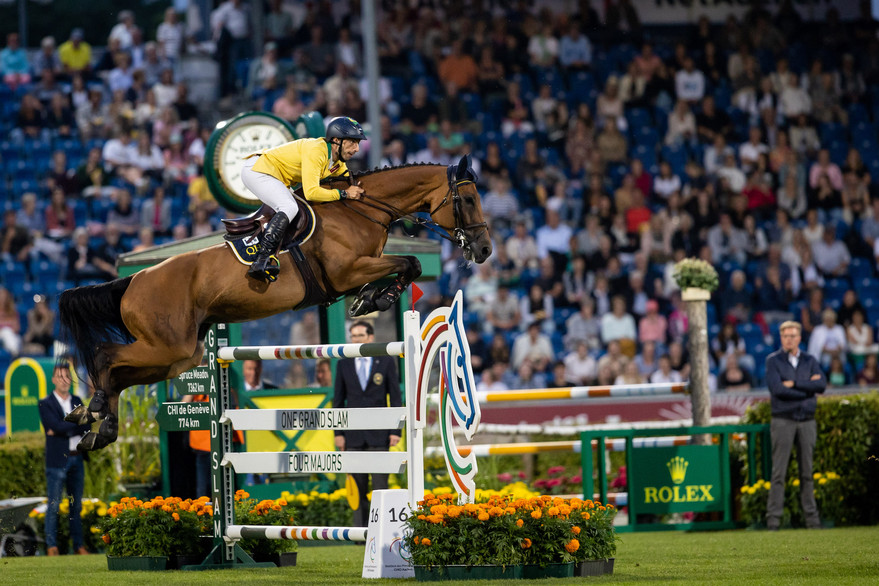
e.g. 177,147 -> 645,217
464,196 -> 476,206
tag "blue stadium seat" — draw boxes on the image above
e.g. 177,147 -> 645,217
824,278 -> 851,302
850,258 -> 874,281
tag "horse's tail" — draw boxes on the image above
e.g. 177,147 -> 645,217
59,276 -> 135,385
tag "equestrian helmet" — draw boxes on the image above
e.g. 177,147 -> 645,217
326,117 -> 366,142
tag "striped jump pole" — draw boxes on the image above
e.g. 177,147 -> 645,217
423,435 -> 696,457
475,382 -> 688,403
217,341 -> 405,361
227,525 -> 368,542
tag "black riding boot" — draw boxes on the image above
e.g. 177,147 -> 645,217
248,212 -> 289,282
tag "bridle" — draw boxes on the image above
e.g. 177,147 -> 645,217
335,164 -> 488,252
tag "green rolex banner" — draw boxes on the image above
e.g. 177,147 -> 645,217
4,358 -> 78,434
631,445 -> 724,514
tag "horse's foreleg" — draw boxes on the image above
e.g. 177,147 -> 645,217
348,255 -> 422,316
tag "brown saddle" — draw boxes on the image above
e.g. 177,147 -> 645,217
221,198 -> 314,246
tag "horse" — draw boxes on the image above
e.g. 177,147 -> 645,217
59,155 -> 492,451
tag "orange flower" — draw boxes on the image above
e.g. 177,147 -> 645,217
565,539 -> 580,553
446,506 -> 462,518
172,512 -> 180,521
572,526 -> 581,535
430,504 -> 448,516
428,515 -> 444,524
421,538 -> 431,546
477,512 -> 490,522
413,536 -> 420,545
530,509 -> 542,519
547,507 -> 560,517
505,507 -> 516,515
488,506 -> 504,517
162,505 -> 172,513
272,505 -> 281,511
277,499 -> 288,506
102,534 -> 111,544
520,538 -> 532,549
583,512 -> 591,520
516,519 -> 524,528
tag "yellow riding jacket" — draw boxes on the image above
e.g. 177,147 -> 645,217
251,137 -> 348,201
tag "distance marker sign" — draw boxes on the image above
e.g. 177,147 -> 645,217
156,401 -> 211,431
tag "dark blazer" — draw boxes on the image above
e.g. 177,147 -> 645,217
765,348 -> 827,421
38,392 -> 91,468
332,355 -> 402,448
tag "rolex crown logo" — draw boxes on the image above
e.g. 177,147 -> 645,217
667,456 -> 688,485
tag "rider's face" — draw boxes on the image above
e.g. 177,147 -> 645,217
338,139 -> 360,161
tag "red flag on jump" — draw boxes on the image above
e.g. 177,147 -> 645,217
411,283 -> 424,309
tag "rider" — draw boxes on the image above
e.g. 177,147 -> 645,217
241,116 -> 366,282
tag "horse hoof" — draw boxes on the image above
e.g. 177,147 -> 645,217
99,414 -> 118,440
64,405 -> 96,425
349,288 -> 379,317
77,432 -> 111,451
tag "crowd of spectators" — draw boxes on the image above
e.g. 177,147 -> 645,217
1,1 -> 879,394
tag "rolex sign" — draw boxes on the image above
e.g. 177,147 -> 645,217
631,445 -> 724,514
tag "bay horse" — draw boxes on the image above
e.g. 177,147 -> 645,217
59,155 -> 491,451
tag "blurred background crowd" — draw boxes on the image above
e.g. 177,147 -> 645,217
0,0 -> 877,393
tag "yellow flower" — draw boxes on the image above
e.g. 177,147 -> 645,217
793,479 -> 800,487
819,478 -> 827,485
813,472 -> 822,480
763,480 -> 771,490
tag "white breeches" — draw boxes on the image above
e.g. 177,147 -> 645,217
241,157 -> 299,221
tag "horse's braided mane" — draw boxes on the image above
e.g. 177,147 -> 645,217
354,161 -> 443,178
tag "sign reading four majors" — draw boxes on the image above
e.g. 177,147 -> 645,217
156,401 -> 212,431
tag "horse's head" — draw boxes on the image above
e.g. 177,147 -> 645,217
432,154 -> 493,263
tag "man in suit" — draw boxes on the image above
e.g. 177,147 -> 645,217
764,320 -> 827,531
242,359 -> 278,391
38,363 -> 91,555
333,321 -> 402,527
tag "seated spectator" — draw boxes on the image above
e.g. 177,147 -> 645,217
653,161 -> 682,201
559,21 -> 592,71
707,213 -> 748,265
76,87 -> 111,140
811,227 -> 850,277
33,36 -> 62,80
634,340 -> 659,377
141,185 -> 172,237
638,300 -> 667,345
510,359 -> 548,390
718,358 -> 753,391
190,207 -> 215,238
1,32 -> 31,89
0,287 -> 21,355
668,340 -> 690,380
614,361 -> 645,386
846,309 -> 877,368
719,270 -> 753,323
779,72 -> 811,122
856,354 -> 879,387
531,84 -> 558,133
827,356 -> 848,387
674,56 -> 705,104
838,290 -> 866,328
438,39 -> 478,92
22,295 -> 56,356
810,71 -> 847,125
505,220 -> 539,271
563,340 -> 598,385
272,84 -> 305,122
808,308 -> 847,369
574,214 -> 603,258
742,214 -> 769,260
12,94 -> 49,144
742,173 -> 776,220
520,283 -> 554,333
711,320 -> 755,373
45,187 -> 75,242
67,227 -> 115,284
1,208 -> 32,264
511,321 -> 554,372
665,99 -> 697,147
716,152 -> 746,194
595,116 -> 628,165
485,283 -> 520,335
477,366 -> 509,392
465,326 -> 489,376
650,354 -> 683,384
836,53 -> 866,106
809,149 -> 844,191
601,295 -> 637,356
738,126 -> 769,174
696,95 -> 731,144
546,361 -> 571,388
93,222 -> 126,274
481,176 -> 520,232
58,28 -> 92,78
564,298 -> 602,351
562,255 -> 590,308
597,339 -> 629,381
106,188 -> 140,235
535,207 -> 573,272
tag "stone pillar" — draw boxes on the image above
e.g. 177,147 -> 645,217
682,288 -> 711,444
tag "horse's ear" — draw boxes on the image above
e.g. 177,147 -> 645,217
456,154 -> 471,181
